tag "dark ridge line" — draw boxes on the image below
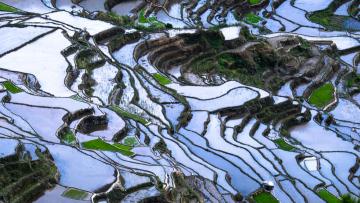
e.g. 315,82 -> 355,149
136,123 -> 220,180
0,27 -> 57,58
179,127 -> 267,183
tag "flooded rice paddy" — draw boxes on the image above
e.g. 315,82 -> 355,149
0,0 -> 359,202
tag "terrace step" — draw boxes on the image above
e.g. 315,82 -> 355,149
9,181 -> 47,203
2,171 -> 43,197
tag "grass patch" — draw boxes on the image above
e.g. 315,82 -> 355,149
138,9 -> 147,23
308,0 -> 357,31
248,0 -> 261,5
137,9 -> 166,30
2,81 -> 23,94
309,12 -> 350,30
95,11 -> 132,26
274,138 -> 296,151
62,188 -> 88,200
309,10 -> 332,27
153,73 -> 171,85
112,142 -> 133,151
244,13 -> 262,24
81,138 -> 134,156
191,52 -> 271,90
109,105 -> 149,125
0,3 -> 19,12
253,191 -> 279,203
75,49 -> 105,71
308,83 -> 335,109
61,131 -> 76,144
317,189 -> 341,203
123,136 -> 139,147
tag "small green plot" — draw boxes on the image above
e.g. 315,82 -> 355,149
81,138 -> 134,156
248,0 -> 261,5
138,9 -> 166,29
96,11 -> 132,26
61,131 -> 76,144
244,13 -> 262,24
153,73 -> 171,85
113,143 -> 133,151
123,136 -> 139,147
62,188 -> 88,200
317,189 -> 341,203
110,105 -> 149,125
307,1 -> 356,31
274,138 -> 296,151
253,191 -> 279,203
0,3 -> 19,12
308,83 -> 335,109
107,11 -> 129,24
2,81 -> 23,94
138,9 -> 147,23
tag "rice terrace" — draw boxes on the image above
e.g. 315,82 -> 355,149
0,0 -> 359,202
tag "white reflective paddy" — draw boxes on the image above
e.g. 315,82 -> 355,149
0,1 -> 359,202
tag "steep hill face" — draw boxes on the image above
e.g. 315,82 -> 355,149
0,143 -> 58,203
135,29 -> 341,93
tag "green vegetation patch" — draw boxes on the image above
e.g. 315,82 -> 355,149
2,81 -> 23,93
308,83 -> 335,109
255,100 -> 303,124
0,144 -> 58,203
340,194 -> 360,203
308,0 -> 358,31
62,188 -> 88,200
244,13 -> 262,24
123,136 -> 139,147
253,191 -> 279,203
153,138 -> 170,154
186,30 -> 299,93
248,0 -> 262,5
289,39 -> 312,57
153,73 -> 171,85
274,138 -> 296,151
94,11 -> 132,26
81,138 -> 134,156
203,31 -> 224,49
309,9 -> 332,27
190,52 -> 275,90
75,49 -> 105,71
182,31 -> 224,50
110,105 -> 149,125
108,32 -> 141,52
0,3 -> 19,12
138,9 -> 147,24
107,12 -> 131,25
60,130 -> 76,145
317,189 -> 341,203
137,9 -> 166,30
345,72 -> 360,88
